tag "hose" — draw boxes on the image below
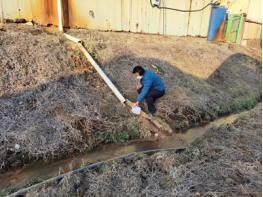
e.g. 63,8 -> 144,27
9,147 -> 185,196
150,0 -> 221,12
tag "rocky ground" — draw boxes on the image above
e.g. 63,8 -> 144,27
0,23 -> 261,175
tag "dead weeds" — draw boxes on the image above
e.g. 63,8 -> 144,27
16,104 -> 262,197
0,24 -> 261,174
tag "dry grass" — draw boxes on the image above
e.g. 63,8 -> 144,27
0,24 -> 261,174
69,28 -> 262,130
0,24 -> 143,173
16,104 -> 262,197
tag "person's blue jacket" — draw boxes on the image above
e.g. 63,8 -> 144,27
137,70 -> 165,102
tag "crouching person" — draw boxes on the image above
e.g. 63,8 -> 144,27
131,66 -> 165,115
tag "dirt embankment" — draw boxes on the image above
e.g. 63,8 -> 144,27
0,25 -> 142,173
0,24 -> 261,173
68,28 -> 261,130
11,104 -> 262,197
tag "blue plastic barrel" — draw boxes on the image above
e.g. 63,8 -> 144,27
207,6 -> 226,41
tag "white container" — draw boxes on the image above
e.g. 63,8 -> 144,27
131,106 -> 141,115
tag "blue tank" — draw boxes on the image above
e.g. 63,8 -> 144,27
207,6 -> 227,41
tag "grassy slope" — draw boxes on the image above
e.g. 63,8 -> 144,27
0,24 -> 261,174
0,25 -> 142,173
69,29 -> 262,131
17,104 -> 261,197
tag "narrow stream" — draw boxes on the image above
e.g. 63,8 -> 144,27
0,113 -> 242,190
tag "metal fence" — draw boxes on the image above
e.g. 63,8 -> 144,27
0,0 -> 261,39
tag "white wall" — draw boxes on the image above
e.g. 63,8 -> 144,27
1,0 -> 261,39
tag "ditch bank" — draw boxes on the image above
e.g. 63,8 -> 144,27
0,109 -> 249,195
0,24 -> 261,175
4,103 -> 262,197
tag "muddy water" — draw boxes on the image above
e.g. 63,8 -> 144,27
0,113 -> 242,190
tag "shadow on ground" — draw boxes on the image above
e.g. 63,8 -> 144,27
0,47 -> 261,175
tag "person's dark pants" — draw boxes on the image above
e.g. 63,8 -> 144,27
137,87 -> 165,114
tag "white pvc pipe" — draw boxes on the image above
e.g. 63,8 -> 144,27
64,33 -> 81,43
0,0 -> 3,24
63,34 -> 173,133
57,0 -> 63,32
64,33 -> 126,103
78,43 -> 126,103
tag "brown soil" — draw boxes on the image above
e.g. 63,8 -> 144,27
0,23 -> 261,174
12,104 -> 262,197
68,28 -> 261,129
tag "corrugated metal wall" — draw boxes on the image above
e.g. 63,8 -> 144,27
221,0 -> 262,40
66,0 -> 212,36
2,0 -> 32,21
221,0 -> 262,23
1,0 -> 261,39
243,0 -> 262,40
2,0 -> 58,25
187,0 -> 212,36
0,0 -> 212,36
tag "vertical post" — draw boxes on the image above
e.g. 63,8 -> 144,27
235,14 -> 244,43
225,13 -> 233,42
0,0 -> 4,25
57,0 -> 63,32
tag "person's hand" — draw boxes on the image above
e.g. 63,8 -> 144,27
131,101 -> 139,108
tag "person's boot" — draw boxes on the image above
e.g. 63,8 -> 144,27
149,113 -> 155,118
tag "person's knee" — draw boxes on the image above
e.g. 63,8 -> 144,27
145,94 -> 154,103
